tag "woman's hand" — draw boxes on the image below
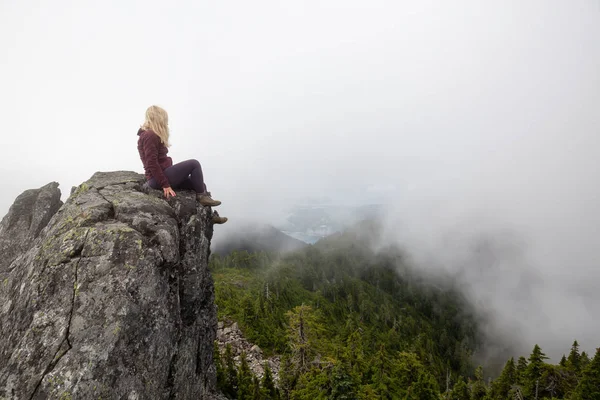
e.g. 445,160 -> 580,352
163,187 -> 176,199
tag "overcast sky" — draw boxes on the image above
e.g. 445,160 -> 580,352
1,1 -> 599,359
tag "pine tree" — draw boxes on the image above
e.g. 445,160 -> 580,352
278,355 -> 297,399
223,344 -> 239,399
215,342 -> 228,395
567,340 -> 582,374
540,364 -> 570,399
470,366 -> 487,400
525,344 -> 548,398
560,355 -> 567,367
404,371 -> 439,400
528,344 -> 548,378
291,366 -> 332,399
237,352 -> 254,400
371,345 -> 393,396
330,364 -> 357,399
395,352 -> 425,393
286,304 -> 321,375
449,376 -> 469,400
490,357 -> 516,399
357,385 -> 381,400
344,330 -> 365,378
516,356 -> 528,386
261,363 -> 279,400
580,351 -> 591,371
572,348 -> 600,400
251,376 -> 262,400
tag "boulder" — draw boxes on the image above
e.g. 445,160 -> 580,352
0,171 -> 221,399
0,181 -> 62,274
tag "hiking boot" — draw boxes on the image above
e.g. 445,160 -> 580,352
212,215 -> 228,224
197,194 -> 221,207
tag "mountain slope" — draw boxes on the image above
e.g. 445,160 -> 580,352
210,229 -> 480,398
211,226 -> 598,399
212,224 -> 307,255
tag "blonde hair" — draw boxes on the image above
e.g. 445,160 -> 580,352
142,105 -> 170,147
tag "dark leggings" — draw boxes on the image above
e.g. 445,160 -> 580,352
148,159 -> 207,193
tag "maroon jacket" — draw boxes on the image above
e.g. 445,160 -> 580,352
137,128 -> 173,188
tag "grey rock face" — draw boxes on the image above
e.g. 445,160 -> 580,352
0,182 -> 62,274
0,171 -> 219,399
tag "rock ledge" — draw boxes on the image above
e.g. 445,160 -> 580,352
0,171 -> 219,399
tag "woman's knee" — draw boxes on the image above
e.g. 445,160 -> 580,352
190,159 -> 201,169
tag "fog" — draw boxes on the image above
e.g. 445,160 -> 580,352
1,1 -> 599,360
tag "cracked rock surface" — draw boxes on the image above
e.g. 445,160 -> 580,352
0,171 -> 219,399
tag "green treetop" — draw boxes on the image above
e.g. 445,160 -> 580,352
490,357 -> 516,399
567,340 -> 582,373
449,376 -> 469,400
572,348 -> 600,400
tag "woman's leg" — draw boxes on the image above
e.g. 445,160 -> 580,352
177,178 -> 208,193
162,159 -> 205,193
150,159 -> 221,208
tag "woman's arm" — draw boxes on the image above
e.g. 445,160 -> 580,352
142,133 -> 170,189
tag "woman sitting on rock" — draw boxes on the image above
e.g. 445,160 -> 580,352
137,105 -> 228,224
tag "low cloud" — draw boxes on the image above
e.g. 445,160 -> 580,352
1,0 -> 598,363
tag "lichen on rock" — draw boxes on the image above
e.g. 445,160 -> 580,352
0,171 -> 221,399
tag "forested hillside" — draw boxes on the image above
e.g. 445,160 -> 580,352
210,232 -> 599,399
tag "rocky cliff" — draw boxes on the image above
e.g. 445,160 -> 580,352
0,171 -> 220,399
